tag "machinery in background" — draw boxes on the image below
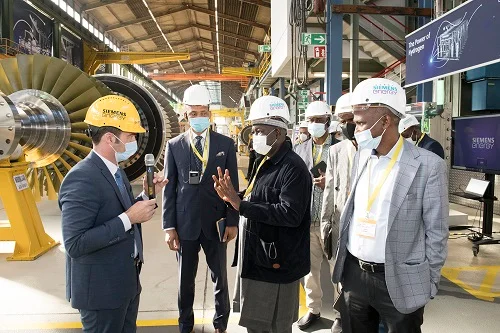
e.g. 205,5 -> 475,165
0,54 -> 179,260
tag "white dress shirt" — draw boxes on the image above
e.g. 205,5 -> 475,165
189,128 -> 210,176
347,137 -> 404,263
164,129 -> 210,232
93,151 -> 143,257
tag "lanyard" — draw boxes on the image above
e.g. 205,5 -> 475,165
190,132 -> 210,171
365,137 -> 403,215
415,133 -> 425,146
244,156 -> 269,198
312,139 -> 327,166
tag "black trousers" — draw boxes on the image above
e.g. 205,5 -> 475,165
80,263 -> 141,333
342,253 -> 425,333
177,231 -> 230,333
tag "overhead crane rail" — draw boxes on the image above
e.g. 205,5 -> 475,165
83,43 -> 190,74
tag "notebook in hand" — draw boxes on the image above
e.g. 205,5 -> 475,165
216,218 -> 226,242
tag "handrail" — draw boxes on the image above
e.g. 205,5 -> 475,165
360,15 -> 405,48
0,38 -> 25,57
367,1 -> 409,32
372,56 -> 406,78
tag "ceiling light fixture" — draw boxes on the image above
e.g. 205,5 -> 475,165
214,0 -> 221,74
141,0 -> 191,83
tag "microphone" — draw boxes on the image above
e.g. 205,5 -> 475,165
145,154 -> 155,199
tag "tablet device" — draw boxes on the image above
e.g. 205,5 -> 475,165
310,161 -> 327,178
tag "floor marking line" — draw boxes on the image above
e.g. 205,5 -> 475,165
441,266 -> 500,301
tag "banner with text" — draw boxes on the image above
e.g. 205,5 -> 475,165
405,0 -> 500,87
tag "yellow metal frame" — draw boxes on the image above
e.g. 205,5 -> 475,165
0,160 -> 59,261
83,43 -> 190,74
220,51 -> 271,78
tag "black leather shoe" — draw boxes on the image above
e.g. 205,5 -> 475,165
331,318 -> 342,333
297,312 -> 321,330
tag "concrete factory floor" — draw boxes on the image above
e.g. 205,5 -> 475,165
0,155 -> 499,332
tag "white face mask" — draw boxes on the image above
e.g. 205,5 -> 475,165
299,133 -> 309,142
253,129 -> 277,155
308,122 -> 327,138
354,116 -> 386,151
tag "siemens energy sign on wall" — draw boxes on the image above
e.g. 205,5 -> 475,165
405,0 -> 500,87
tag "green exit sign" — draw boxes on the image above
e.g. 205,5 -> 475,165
301,33 -> 326,45
298,101 -> 309,110
258,45 -> 271,53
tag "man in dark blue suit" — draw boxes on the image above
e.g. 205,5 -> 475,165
399,114 -> 445,159
59,95 -> 168,332
163,85 -> 239,333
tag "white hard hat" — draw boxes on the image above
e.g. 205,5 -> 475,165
398,114 -> 420,133
183,84 -> 211,105
334,93 -> 352,116
329,121 -> 340,133
351,78 -> 406,117
248,96 -> 290,126
305,101 -> 331,119
299,120 -> 308,128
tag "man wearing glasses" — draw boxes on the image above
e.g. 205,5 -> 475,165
332,78 -> 448,332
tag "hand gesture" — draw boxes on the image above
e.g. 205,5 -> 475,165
212,167 -> 241,211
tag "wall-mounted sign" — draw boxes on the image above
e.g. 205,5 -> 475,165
258,45 -> 271,53
313,46 -> 326,59
405,0 -> 500,87
13,1 -> 53,56
61,27 -> 83,69
301,33 -> 326,46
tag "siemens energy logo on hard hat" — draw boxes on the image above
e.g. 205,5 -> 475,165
102,108 -> 126,120
269,102 -> 286,110
372,84 -> 398,95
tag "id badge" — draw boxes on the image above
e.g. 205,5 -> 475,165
356,216 -> 376,239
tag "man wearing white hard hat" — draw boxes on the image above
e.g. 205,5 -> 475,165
213,95 -> 312,333
295,120 -> 311,145
163,84 -> 239,333
294,100 -> 339,330
399,115 -> 445,159
320,92 -> 358,332
332,78 -> 449,332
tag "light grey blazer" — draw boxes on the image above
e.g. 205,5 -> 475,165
332,140 -> 449,314
320,140 -> 357,249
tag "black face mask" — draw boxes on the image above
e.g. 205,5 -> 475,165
341,123 -> 356,141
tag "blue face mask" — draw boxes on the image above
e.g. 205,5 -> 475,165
111,136 -> 138,162
189,117 -> 210,133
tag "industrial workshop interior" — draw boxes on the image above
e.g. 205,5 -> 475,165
0,0 -> 499,332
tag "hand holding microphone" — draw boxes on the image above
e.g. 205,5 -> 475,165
143,154 -> 169,207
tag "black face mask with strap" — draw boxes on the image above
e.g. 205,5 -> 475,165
341,123 -> 356,141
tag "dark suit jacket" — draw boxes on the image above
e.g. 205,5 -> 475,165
418,134 -> 445,159
59,151 -> 142,310
162,130 -> 239,241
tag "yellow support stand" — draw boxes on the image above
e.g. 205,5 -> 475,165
0,160 -> 59,261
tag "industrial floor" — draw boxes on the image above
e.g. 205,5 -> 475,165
1,155 -> 500,332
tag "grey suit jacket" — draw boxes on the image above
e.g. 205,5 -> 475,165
162,130 -> 239,241
321,140 -> 357,250
59,151 -> 142,310
332,140 -> 449,314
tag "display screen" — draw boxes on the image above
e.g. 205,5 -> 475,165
452,115 -> 500,174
